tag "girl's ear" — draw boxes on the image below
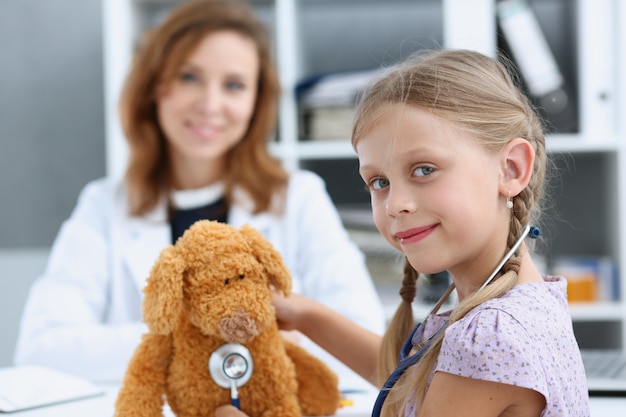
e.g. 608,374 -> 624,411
499,137 -> 535,197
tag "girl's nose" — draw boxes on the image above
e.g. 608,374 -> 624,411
385,185 -> 417,217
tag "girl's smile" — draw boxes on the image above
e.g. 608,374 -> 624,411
394,224 -> 438,246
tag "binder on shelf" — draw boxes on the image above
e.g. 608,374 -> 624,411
552,256 -> 619,303
576,0 -> 616,137
496,0 -> 578,134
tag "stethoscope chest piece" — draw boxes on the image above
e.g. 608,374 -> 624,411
209,343 -> 254,389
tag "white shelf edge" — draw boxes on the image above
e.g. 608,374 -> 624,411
546,134 -> 621,153
270,135 -> 623,162
271,140 -> 356,161
569,302 -> 625,321
381,301 -> 626,325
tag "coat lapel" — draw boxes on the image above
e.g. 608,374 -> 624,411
120,202 -> 171,292
228,187 -> 274,239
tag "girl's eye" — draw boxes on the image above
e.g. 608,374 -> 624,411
414,166 -> 435,177
369,177 -> 390,191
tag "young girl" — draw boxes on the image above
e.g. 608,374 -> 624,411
217,49 -> 589,417
13,0 -> 384,385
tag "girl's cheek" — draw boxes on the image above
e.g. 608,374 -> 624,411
371,210 -> 388,237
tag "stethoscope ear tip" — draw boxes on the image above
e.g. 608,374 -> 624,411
529,226 -> 541,239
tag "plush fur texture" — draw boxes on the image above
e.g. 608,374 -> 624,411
114,220 -> 340,417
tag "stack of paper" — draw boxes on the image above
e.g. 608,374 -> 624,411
297,68 -> 385,141
0,365 -> 104,413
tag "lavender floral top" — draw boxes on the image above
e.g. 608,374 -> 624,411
408,276 -> 590,417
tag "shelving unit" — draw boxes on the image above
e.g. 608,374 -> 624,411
103,0 -> 625,348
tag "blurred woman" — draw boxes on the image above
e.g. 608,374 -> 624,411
14,0 -> 384,386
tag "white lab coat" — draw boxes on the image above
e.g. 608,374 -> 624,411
14,170 -> 385,387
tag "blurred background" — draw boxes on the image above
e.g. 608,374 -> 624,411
1,0 -> 624,367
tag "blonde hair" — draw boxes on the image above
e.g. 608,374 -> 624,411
120,0 -> 287,216
352,49 -> 547,416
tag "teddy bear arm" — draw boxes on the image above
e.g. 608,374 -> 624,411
283,340 -> 341,416
114,333 -> 173,417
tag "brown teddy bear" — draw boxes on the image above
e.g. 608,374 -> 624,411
114,220 -> 341,417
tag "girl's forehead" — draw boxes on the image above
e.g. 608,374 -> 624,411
358,105 -> 466,150
356,105 -> 492,171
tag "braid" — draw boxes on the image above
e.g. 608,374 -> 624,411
400,260 -> 418,303
378,259 -> 419,388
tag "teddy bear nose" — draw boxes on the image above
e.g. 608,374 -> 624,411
218,310 -> 260,344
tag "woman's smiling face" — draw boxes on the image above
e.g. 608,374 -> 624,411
157,30 -> 259,176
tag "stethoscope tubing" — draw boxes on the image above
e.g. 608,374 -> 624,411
371,225 -> 539,417
371,297 -> 450,417
371,323 -> 434,417
231,396 -> 240,409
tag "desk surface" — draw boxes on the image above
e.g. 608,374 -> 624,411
10,385 -> 377,417
9,386 -> 626,417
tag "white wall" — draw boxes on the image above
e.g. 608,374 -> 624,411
0,0 -> 105,248
0,0 -> 105,367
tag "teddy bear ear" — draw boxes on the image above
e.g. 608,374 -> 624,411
142,245 -> 186,334
240,224 -> 292,296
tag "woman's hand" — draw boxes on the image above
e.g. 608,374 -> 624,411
215,405 -> 249,417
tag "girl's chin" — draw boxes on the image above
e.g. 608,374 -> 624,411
404,255 -> 446,275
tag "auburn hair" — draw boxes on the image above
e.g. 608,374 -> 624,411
119,0 -> 287,216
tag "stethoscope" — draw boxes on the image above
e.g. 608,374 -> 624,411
371,225 -> 540,417
209,344 -> 254,409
